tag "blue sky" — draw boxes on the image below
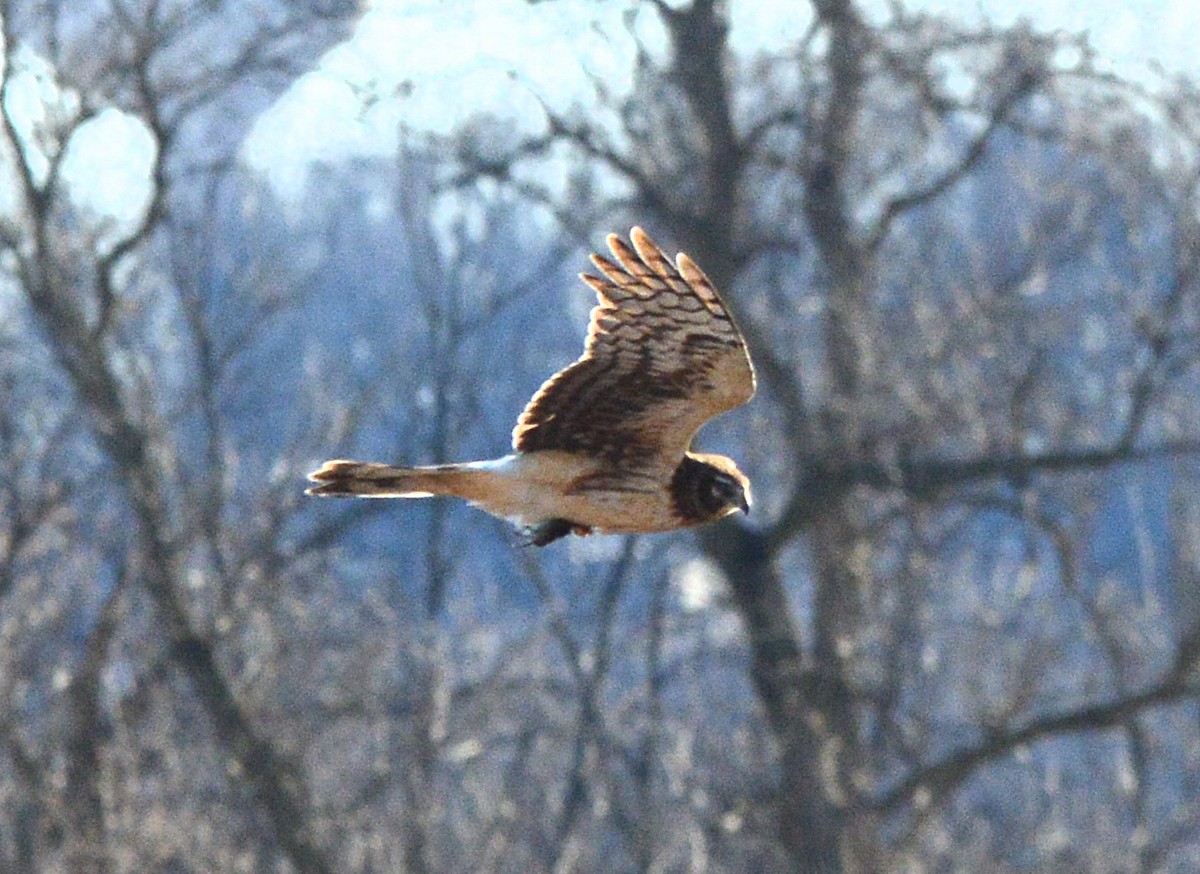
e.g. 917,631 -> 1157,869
242,0 -> 1198,195
28,0 -> 1191,214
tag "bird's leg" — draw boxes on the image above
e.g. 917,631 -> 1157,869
521,518 -> 580,547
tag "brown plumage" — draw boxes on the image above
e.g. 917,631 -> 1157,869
308,227 -> 756,546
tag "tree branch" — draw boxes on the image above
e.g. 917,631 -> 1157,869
768,438 -> 1200,553
866,644 -> 1200,812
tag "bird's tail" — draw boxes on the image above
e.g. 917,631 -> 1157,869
306,460 -> 486,499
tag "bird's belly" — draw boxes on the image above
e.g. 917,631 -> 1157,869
490,487 -> 678,534
559,490 -> 682,533
460,452 -> 683,533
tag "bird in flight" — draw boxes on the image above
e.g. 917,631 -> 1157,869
307,227 -> 756,546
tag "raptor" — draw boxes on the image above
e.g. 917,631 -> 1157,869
307,227 -> 756,546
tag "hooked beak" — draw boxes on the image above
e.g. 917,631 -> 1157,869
736,491 -> 751,515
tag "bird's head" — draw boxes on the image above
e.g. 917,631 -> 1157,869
681,452 -> 752,521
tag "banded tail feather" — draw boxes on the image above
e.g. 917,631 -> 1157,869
306,460 -> 482,498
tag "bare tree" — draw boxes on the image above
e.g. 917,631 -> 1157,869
449,0 -> 1200,869
5,0 -> 1200,871
0,2 -> 356,871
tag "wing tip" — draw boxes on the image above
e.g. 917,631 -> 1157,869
580,271 -> 606,292
627,226 -> 680,280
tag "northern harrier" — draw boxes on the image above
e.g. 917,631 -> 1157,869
307,227 -> 756,546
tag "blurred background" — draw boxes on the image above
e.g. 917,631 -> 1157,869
2,0 -> 1200,872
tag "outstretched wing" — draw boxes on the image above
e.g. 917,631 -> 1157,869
513,227 -> 755,481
